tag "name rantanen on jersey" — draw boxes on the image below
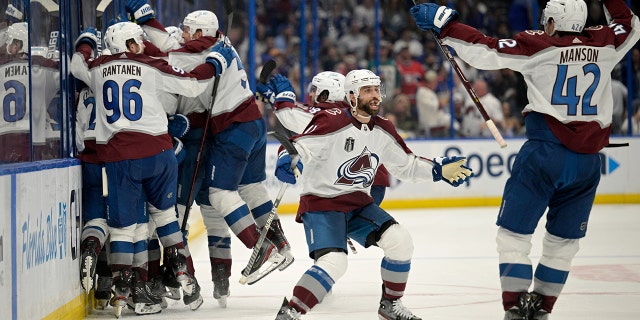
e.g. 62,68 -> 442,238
559,47 -> 599,64
102,64 -> 142,77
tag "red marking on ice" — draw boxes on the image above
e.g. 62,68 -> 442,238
571,264 -> 640,282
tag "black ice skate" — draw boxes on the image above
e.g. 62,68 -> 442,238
503,292 -> 549,320
80,238 -> 99,294
378,285 -> 422,320
164,246 -> 195,295
268,219 -> 295,271
147,277 -> 168,309
131,281 -> 163,315
161,264 -> 181,300
275,297 -> 302,320
212,263 -> 230,308
239,235 -> 285,285
94,275 -> 112,310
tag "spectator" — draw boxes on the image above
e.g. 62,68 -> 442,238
415,70 -> 452,137
460,79 -> 504,137
395,45 -> 426,108
389,93 -> 419,139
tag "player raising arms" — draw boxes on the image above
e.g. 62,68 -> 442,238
70,21 -> 234,316
410,0 -> 640,319
256,70 -> 391,205
272,69 -> 473,320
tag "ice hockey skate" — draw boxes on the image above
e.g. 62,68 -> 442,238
268,219 -> 295,271
94,275 -> 112,310
147,277 -> 168,309
164,246 -> 195,295
504,292 -> 549,320
378,286 -> 422,320
239,235 -> 285,285
110,270 -> 133,319
212,263 -> 230,308
161,264 -> 181,300
183,277 -> 204,310
275,297 -> 302,320
80,238 -> 99,294
131,281 -> 163,315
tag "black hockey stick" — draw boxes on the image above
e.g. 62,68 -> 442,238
181,0 -> 233,232
409,0 -> 507,148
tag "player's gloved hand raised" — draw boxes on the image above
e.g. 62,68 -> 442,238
431,156 -> 473,187
167,114 -> 190,138
75,27 -> 98,50
275,149 -> 303,184
206,41 -> 235,77
173,137 -> 186,165
255,82 -> 276,105
267,74 -> 296,103
125,0 -> 155,24
410,3 -> 458,34
5,4 -> 23,23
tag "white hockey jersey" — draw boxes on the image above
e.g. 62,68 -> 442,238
292,108 -> 434,220
70,44 -> 216,162
439,0 -> 640,153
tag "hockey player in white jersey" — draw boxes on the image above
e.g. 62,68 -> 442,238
71,21 -> 235,316
273,69 -> 473,320
256,70 -> 392,206
411,0 -> 640,319
124,0 -> 294,294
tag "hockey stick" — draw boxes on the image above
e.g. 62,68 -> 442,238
96,0 -> 112,16
410,0 -> 507,148
181,0 -> 233,232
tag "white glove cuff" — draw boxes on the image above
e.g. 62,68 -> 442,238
434,6 -> 455,28
207,51 -> 228,72
276,91 -> 296,101
133,4 -> 154,20
6,4 -> 23,20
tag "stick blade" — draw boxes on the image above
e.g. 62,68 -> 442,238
259,59 -> 277,84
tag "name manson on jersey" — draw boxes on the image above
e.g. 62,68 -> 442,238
102,64 -> 142,77
559,47 -> 599,64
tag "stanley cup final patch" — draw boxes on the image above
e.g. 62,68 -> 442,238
344,137 -> 355,152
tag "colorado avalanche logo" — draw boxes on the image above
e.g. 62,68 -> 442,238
335,147 -> 379,188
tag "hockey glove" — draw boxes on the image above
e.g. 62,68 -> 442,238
173,137 -> 186,165
410,3 -> 458,34
255,82 -> 276,105
275,149 -> 303,184
125,0 -> 155,24
431,156 -> 473,187
167,114 -> 190,138
206,42 -> 235,77
5,4 -> 23,23
268,74 -> 296,103
75,27 -> 98,50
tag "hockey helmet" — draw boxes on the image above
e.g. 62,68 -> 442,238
104,22 -> 144,54
5,22 -> 28,54
182,10 -> 219,39
541,0 -> 588,33
344,69 -> 382,113
308,71 -> 346,104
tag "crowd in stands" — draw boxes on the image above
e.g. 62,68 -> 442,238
222,0 -> 640,139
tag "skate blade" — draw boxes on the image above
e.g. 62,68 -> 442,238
243,252 -> 286,285
165,287 -> 181,300
188,294 -> 204,310
278,252 -> 295,271
134,303 -> 162,315
113,304 -> 124,319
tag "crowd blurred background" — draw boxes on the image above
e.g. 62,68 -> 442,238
154,0 -> 639,140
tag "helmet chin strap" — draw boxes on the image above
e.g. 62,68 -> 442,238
351,107 -> 372,122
